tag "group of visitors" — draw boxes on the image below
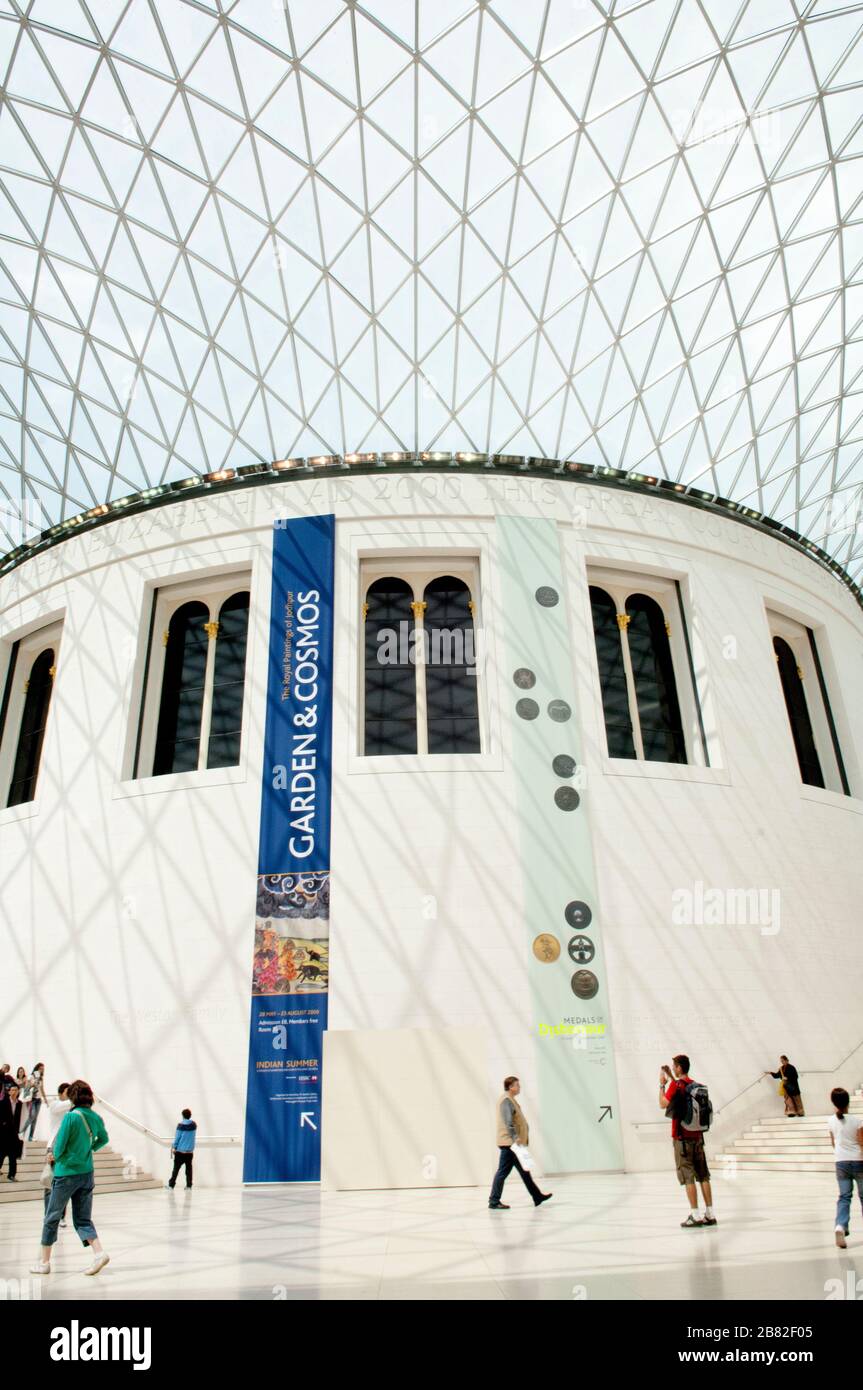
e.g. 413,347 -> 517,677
489,1052 -> 863,1251
0,1062 -> 47,1176
655,1052 -> 860,1244
5,1060 -> 197,1276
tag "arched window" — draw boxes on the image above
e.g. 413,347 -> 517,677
153,601 -> 209,775
7,648 -> 54,807
207,591 -> 250,769
135,577 -> 252,780
423,575 -> 480,754
589,587 -> 636,760
589,575 -> 691,765
626,594 -> 686,763
773,636 -> 824,788
364,577 -> 417,755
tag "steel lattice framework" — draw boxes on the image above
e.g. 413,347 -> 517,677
1,0 -> 862,575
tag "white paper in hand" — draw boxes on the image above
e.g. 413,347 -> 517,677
511,1142 -> 534,1171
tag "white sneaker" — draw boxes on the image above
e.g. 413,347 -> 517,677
835,1227 -> 847,1249
59,1219 -> 67,1228
84,1253 -> 110,1276
30,1262 -> 50,1275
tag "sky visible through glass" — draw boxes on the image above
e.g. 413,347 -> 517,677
0,0 -> 861,577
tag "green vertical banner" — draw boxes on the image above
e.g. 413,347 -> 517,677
499,515 -> 623,1173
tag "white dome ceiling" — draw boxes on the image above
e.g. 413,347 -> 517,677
1,0 -> 862,577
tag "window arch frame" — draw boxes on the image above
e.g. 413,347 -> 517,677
586,566 -> 703,767
362,574 -> 418,757
767,608 -> 848,795
0,618 -> 63,811
588,584 -> 637,761
359,556 -> 484,759
135,572 -> 252,780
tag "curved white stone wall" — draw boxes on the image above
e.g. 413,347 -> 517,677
1,471 -> 861,1183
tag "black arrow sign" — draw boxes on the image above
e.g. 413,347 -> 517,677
598,1105 -> 613,1122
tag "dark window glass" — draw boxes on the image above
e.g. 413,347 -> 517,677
774,636 -> 824,788
423,575 -> 481,754
364,578 -> 417,755
207,591 -> 250,769
153,601 -> 209,775
7,648 -> 54,807
589,587 -> 636,760
626,593 -> 686,764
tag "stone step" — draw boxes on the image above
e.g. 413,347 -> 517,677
718,1149 -> 837,1163
733,1142 -> 835,1153
714,1159 -> 836,1173
756,1108 -> 862,1121
14,1152 -> 131,1167
0,1137 -> 165,1204
0,1165 -> 157,1189
735,1130 -> 836,1140
736,1131 -> 836,1142
711,1150 -> 833,1173
751,1120 -> 859,1132
0,1176 -> 163,1204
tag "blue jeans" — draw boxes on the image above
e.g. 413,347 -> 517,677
835,1161 -> 863,1231
26,1099 -> 41,1140
43,1186 -> 68,1219
489,1146 -> 542,1205
41,1171 -> 97,1248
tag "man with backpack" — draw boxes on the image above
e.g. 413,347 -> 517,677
660,1054 -> 717,1228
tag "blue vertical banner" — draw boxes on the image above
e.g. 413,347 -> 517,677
243,515 -> 335,1183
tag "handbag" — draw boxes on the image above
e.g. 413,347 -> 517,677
40,1159 -> 53,1189
511,1141 -> 535,1171
778,1081 -> 786,1096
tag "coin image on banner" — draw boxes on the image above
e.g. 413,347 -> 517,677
513,668 -> 536,689
571,969 -> 599,999
516,697 -> 540,720
535,586 -> 559,607
564,900 -> 592,929
547,699 -> 571,722
532,933 -> 561,963
554,786 -> 580,811
568,934 -> 595,964
552,754 -> 577,778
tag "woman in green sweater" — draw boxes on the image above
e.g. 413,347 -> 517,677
30,1079 -> 111,1277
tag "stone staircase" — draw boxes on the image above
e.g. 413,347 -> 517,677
713,1087 -> 863,1174
0,1139 -> 163,1204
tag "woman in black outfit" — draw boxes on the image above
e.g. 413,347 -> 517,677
764,1055 -> 805,1116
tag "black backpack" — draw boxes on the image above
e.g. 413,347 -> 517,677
668,1080 -> 713,1132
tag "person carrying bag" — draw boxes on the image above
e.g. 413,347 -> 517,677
31,1079 -> 111,1278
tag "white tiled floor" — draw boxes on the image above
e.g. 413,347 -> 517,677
2,1170 -> 861,1300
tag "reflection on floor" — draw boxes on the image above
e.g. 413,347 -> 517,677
1,1171 -> 861,1301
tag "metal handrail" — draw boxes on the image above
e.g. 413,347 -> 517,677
93,1093 -> 240,1147
633,1040 -> 863,1129
718,1041 -> 863,1116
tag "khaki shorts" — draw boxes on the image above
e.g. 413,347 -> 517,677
674,1137 -> 710,1185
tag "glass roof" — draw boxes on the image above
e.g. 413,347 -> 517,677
1,0 -> 862,578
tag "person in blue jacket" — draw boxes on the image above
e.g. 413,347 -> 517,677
168,1109 -> 197,1190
